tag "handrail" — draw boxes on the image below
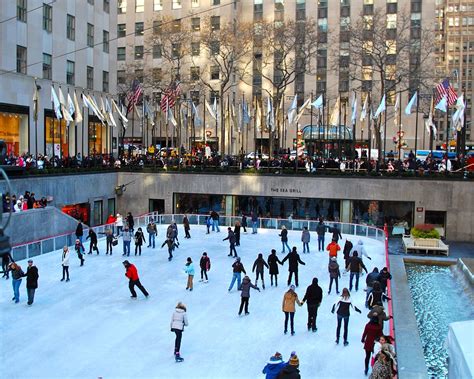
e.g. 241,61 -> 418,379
453,163 -> 474,172
384,223 -> 395,346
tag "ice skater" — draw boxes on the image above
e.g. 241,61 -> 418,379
146,220 -> 157,247
122,260 -> 149,298
184,257 -> 195,291
234,220 -> 241,246
134,227 -> 146,256
367,281 -> 391,309
267,249 -> 283,287
326,238 -> 341,262
252,253 -> 269,289
281,247 -> 306,287
115,213 -> 124,236
301,227 -> 310,253
74,239 -> 85,266
316,217 -> 328,252
24,259 -> 39,306
61,246 -> 70,282
379,267 -> 392,295
342,239 -> 353,268
99,229 -> 114,255
262,352 -> 286,379
331,288 -> 361,345
170,302 -> 188,362
8,262 -> 24,303
328,257 -> 341,294
2,251 -> 13,279
75,221 -> 83,244
282,285 -> 303,335
331,224 -> 343,243
361,317 -> 383,375
238,275 -> 260,315
346,251 -> 368,291
241,213 -> 247,233
205,216 -> 211,234
183,215 -> 191,239
279,226 -> 291,254
162,238 -> 179,261
199,252 -> 211,282
228,257 -> 246,292
86,228 -> 99,255
223,227 -> 238,257
122,226 -> 132,256
302,277 -> 323,332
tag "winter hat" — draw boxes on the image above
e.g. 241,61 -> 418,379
268,353 -> 283,364
122,260 -> 130,266
289,355 -> 300,366
290,284 -> 296,290
236,257 -> 241,262
202,252 -> 207,256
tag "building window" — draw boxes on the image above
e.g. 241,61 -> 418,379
16,45 -> 27,74
43,3 -> 52,32
152,44 -> 162,59
87,23 -> 94,47
103,71 -> 109,92
67,60 -> 75,85
153,20 -> 162,34
43,53 -> 52,79
87,66 -> 94,90
212,0 -> 220,5
190,66 -> 200,81
103,0 -> 110,13
172,0 -> 182,9
17,0 -> 27,23
211,16 -> 220,31
67,15 -> 75,40
254,0 -> 263,21
153,68 -> 162,82
135,0 -> 144,13
117,47 -> 126,60
118,0 -> 127,14
0,110 -> 28,155
135,46 -> 144,60
118,23 -> 126,38
172,19 -> 181,33
103,30 -> 109,53
191,42 -> 200,56
154,0 -> 163,11
191,17 -> 200,32
172,43 -> 181,59
210,40 -> 220,55
192,0 -> 199,8
45,116 -> 68,158
387,14 -> 397,29
88,0 -> 94,4
117,70 -> 126,85
135,22 -> 144,36
210,66 -> 219,80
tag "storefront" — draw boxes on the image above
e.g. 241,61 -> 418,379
0,103 -> 29,155
352,200 -> 414,229
62,202 -> 90,225
88,117 -> 108,155
45,111 -> 69,158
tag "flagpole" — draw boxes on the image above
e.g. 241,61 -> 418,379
368,93 -> 372,164
228,94 -> 231,156
398,92 -> 402,160
310,92 -> 313,156
51,86 -> 55,159
325,98 -> 329,158
383,92 -> 387,163
342,98 -> 347,159
352,92 -> 357,157
241,93 -> 245,157
414,89 -> 420,154
202,94 -> 206,149
260,98 -> 263,157
338,94 -> 342,159
253,96 -> 257,167
445,104 -> 450,176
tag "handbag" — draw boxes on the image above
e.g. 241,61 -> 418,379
112,237 -> 118,246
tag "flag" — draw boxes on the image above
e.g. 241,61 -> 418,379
266,97 -> 275,131
393,93 -> 400,126
311,95 -> 323,109
425,97 -> 436,136
58,88 -> 73,123
256,100 -> 262,132
127,79 -> 143,114
242,99 -> 251,124
351,92 -> 357,124
67,93 -> 75,121
105,98 -> 117,127
112,99 -> 128,124
329,97 -> 340,126
73,92 -> 83,124
287,95 -> 298,125
452,95 -> 465,130
435,78 -> 458,106
160,82 -> 180,113
360,95 -> 368,122
435,95 -> 447,113
144,100 -> 155,127
192,102 -> 202,127
405,92 -> 417,115
134,103 -> 142,120
33,82 -> 39,122
92,96 -> 105,122
84,94 -> 104,122
51,87 -> 62,119
373,94 -> 386,119
205,99 -> 217,120
295,97 -> 311,124
168,110 -> 177,127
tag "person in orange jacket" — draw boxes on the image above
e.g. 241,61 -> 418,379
326,239 -> 341,262
122,260 -> 149,299
106,214 -> 116,235
282,285 -> 303,335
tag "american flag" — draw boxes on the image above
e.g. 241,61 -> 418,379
160,82 -> 181,113
435,78 -> 458,107
126,79 -> 143,115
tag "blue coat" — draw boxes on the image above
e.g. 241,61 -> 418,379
184,263 -> 195,276
262,361 -> 287,379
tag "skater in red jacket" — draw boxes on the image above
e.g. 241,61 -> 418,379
122,260 -> 149,298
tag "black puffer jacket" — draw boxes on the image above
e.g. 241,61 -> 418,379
281,251 -> 306,272
302,278 -> 323,305
268,253 -> 282,275
277,364 -> 301,379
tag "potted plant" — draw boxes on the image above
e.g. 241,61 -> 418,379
410,224 -> 441,247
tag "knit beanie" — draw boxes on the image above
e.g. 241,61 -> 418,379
289,355 -> 299,366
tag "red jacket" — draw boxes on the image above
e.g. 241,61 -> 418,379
106,215 -> 116,224
361,322 -> 383,351
125,264 -> 139,281
327,242 -> 341,257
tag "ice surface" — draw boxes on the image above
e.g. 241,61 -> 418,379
1,225 -> 389,378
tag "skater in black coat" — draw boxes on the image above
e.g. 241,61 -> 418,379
74,239 -> 85,266
379,267 -> 392,294
199,252 -> 211,282
162,238 -> 179,261
302,277 -> 323,332
75,222 -> 84,243
24,259 -> 39,305
126,212 -> 135,232
252,253 -> 269,289
134,227 -> 146,256
328,257 -> 341,294
86,229 -> 99,255
223,227 -> 238,257
234,221 -> 241,246
241,214 -> 247,233
267,249 -> 283,287
347,252 -> 368,291
342,240 -> 353,268
367,281 -> 391,309
281,247 -> 306,287
238,276 -> 260,315
331,225 -> 343,243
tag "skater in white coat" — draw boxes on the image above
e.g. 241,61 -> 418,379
170,302 -> 188,362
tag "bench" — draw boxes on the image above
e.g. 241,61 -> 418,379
402,235 -> 449,256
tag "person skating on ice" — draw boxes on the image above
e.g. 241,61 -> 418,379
99,229 -> 114,255
122,260 -> 149,298
23,259 -> 39,305
161,238 -> 179,261
326,238 -> 341,263
199,252 -> 211,282
60,246 -> 70,282
126,212 -> 134,232
301,226 -> 310,254
2,251 -> 12,279
281,247 -> 306,287
282,285 -> 303,335
183,215 -> 191,239
171,222 -> 180,246
302,277 -> 323,332
205,216 -> 211,234
170,302 -> 188,362
252,253 -> 269,289
342,239 -> 353,269
328,257 -> 341,294
262,352 -> 286,379
267,249 -> 283,287
331,224 -> 343,243
378,267 -> 392,295
115,213 -> 123,236
346,251 -> 368,291
134,227 -> 146,256
74,239 -> 85,266
8,262 -> 24,303
234,220 -> 241,246
331,287 -> 361,346
367,281 -> 391,309
146,220 -> 157,247
238,275 -> 260,315
365,268 -> 380,307
316,217 -> 329,252
184,257 -> 195,291
278,354 -> 301,379
361,317 -> 383,375
279,225 -> 291,254
122,226 -> 132,256
86,228 -> 99,255
75,221 -> 84,244
228,257 -> 246,292
223,227 -> 238,257
241,213 -> 247,233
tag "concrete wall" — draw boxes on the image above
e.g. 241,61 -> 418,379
3,206 -> 80,246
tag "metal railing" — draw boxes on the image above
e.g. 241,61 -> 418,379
11,212 -> 386,261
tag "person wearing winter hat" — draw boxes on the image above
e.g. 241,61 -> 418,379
282,285 -> 303,335
361,317 -> 383,375
184,257 -> 195,291
238,275 -> 260,315
328,257 -> 341,294
228,257 -> 246,292
278,354 -> 301,379
262,352 -> 286,379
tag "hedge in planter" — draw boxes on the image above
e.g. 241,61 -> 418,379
410,224 -> 440,239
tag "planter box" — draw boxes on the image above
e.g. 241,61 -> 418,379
413,238 -> 440,248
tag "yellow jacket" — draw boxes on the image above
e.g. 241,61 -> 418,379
282,290 -> 303,312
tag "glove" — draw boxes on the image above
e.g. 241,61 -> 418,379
368,256 -> 372,260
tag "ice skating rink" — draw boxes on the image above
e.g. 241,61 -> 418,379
1,225 -> 389,378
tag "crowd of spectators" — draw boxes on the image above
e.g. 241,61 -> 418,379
2,191 -> 47,213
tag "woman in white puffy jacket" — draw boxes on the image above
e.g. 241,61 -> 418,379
61,246 -> 70,282
170,302 -> 188,361
115,213 -> 124,236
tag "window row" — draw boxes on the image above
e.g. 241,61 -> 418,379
118,0 -> 219,13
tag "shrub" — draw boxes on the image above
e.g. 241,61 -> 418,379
411,224 -> 440,239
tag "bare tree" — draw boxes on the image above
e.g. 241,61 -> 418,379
197,17 -> 254,154
330,7 -> 435,157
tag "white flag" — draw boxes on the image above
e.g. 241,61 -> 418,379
50,87 -> 62,119
452,95 -> 465,130
373,95 -> 386,120
105,98 -> 117,127
295,97 -> 311,124
73,92 -> 83,124
360,95 -> 368,122
67,93 -> 75,120
266,97 -> 275,131
205,99 -> 217,120
287,95 -> 298,125
351,92 -> 357,124
112,99 -> 128,124
256,100 -> 261,132
435,96 -> 447,113
405,92 -> 417,115
311,95 -> 323,110
329,97 -> 340,126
